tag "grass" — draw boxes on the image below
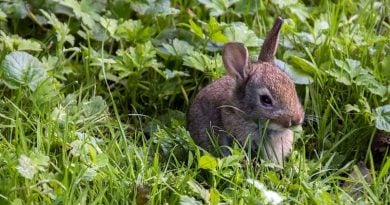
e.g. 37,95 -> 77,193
0,0 -> 389,204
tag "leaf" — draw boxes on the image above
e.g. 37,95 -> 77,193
59,0 -> 106,28
0,32 -> 42,51
131,0 -> 179,16
209,188 -> 220,205
100,17 -> 118,37
17,155 -> 37,179
329,58 -> 387,97
188,20 -> 205,39
275,59 -> 313,84
198,155 -> 218,170
161,38 -> 194,57
16,153 -> 50,179
15,38 -> 42,51
10,198 -> 23,205
0,51 -> 47,91
163,69 -> 189,79
345,104 -> 360,113
82,96 -> 107,118
40,10 -> 73,44
124,41 -> 161,70
187,180 -> 210,202
81,167 -> 97,181
30,152 -> 50,172
199,0 -> 240,16
179,195 -> 202,205
271,0 -> 308,21
183,51 -> 224,75
32,78 -> 61,111
374,105 -> 390,132
289,55 -> 321,76
206,17 -> 229,43
116,19 -> 154,43
224,22 -> 261,47
246,178 -> 283,205
95,154 -> 109,167
0,0 -> 28,19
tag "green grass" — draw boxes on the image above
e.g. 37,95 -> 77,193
0,0 -> 389,204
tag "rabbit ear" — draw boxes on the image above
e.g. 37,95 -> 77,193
258,17 -> 283,63
223,42 -> 249,83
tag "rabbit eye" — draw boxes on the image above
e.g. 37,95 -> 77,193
260,95 -> 273,107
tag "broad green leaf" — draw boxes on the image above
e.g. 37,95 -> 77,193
82,96 -> 107,118
374,105 -> 390,132
0,32 -> 42,51
210,188 -> 220,205
116,19 -> 154,43
81,167 -> 98,181
224,22 -> 261,47
199,0 -> 239,16
271,0 -> 308,21
15,38 -> 42,51
115,41 -> 162,77
289,3 -> 309,21
32,78 -> 61,112
270,0 -> 298,8
329,58 -> 386,98
326,69 -> 352,85
0,9 -> 6,21
10,198 -> 23,205
95,154 -> 109,167
345,104 -> 360,113
246,178 -> 283,205
30,152 -> 50,172
1,51 -> 47,91
16,153 -> 49,179
187,180 -> 210,202
380,55 -> 390,79
41,10 -> 73,44
58,0 -> 106,28
131,0 -> 179,16
100,17 -> 118,37
183,52 -> 206,71
0,0 -> 28,19
198,155 -> 218,170
161,38 -> 194,57
206,17 -> 228,43
16,155 -> 36,179
179,195 -> 202,205
69,140 -> 84,157
290,55 -> 322,76
234,0 -> 260,15
211,31 -> 229,43
163,69 -> 189,79
219,154 -> 242,169
275,59 -> 313,84
183,51 -> 224,79
188,20 -> 205,39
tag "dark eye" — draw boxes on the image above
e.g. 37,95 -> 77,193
260,95 -> 273,107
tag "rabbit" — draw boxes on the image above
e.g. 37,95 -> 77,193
187,17 -> 304,164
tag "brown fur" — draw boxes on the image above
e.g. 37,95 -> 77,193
187,17 -> 304,163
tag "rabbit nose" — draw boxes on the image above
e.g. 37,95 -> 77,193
291,113 -> 304,127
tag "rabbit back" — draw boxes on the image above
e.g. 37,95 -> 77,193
187,76 -> 236,151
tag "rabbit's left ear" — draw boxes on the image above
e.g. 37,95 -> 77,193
258,17 -> 283,63
223,42 -> 249,83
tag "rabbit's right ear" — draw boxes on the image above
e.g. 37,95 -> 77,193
222,42 -> 249,83
258,17 -> 283,63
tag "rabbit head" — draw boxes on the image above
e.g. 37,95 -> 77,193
222,17 -> 304,132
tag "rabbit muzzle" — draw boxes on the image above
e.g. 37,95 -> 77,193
273,109 -> 304,129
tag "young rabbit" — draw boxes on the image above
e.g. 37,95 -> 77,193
187,17 -> 304,164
